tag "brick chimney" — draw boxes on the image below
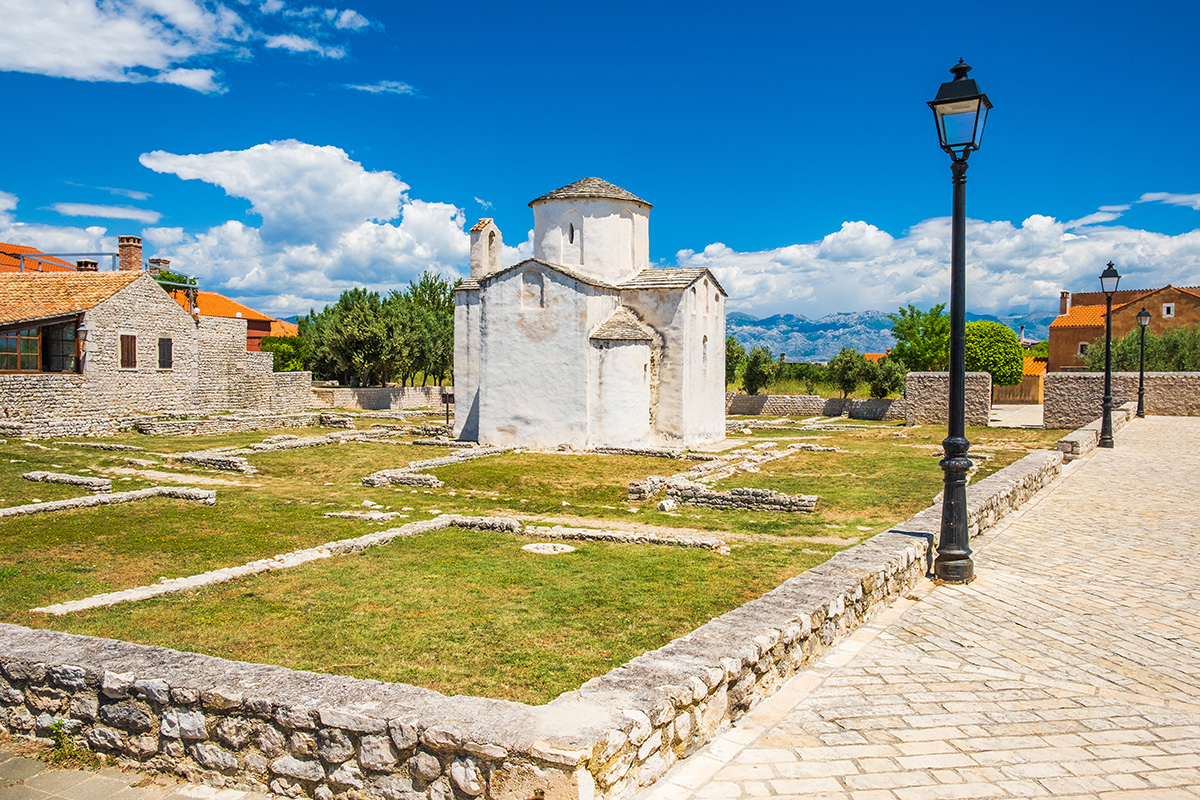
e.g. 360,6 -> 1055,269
75,259 -> 98,272
148,257 -> 170,276
1059,291 -> 1070,316
118,236 -> 143,271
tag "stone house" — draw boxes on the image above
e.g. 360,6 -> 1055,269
0,267 -> 312,438
1048,284 -> 1200,371
454,178 -> 727,449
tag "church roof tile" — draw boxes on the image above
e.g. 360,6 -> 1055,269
529,177 -> 652,208
591,307 -> 653,341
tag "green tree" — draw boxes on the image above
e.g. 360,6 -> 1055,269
827,347 -> 867,398
1084,324 -> 1200,372
742,346 -> 778,396
725,336 -> 746,388
862,356 -> 905,399
259,335 -> 312,372
964,321 -> 1024,386
888,303 -> 949,371
1027,339 -> 1049,358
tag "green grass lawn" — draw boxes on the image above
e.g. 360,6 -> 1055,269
0,418 -> 1062,704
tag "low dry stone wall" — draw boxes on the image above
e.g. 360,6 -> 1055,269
0,487 -> 215,520
0,448 -> 1065,800
1044,371 -> 1200,429
665,481 -> 817,513
904,372 -> 991,426
725,394 -> 904,421
362,448 -> 509,488
1055,401 -> 1137,460
23,471 -> 112,493
312,386 -> 451,411
136,413 -> 354,437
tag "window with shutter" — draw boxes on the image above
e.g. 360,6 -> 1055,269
120,334 -> 137,368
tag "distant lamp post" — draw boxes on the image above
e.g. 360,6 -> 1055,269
1137,307 -> 1150,418
1099,262 -> 1121,447
928,60 -> 992,584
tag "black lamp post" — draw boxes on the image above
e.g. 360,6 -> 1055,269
1098,262 -> 1121,448
928,60 -> 991,584
1137,307 -> 1150,418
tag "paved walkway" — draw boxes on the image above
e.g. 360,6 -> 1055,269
644,415 -> 1200,800
988,405 -> 1043,428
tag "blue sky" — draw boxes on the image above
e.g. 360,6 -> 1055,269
2,0 -> 1199,320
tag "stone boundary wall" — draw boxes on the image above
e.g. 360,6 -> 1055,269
134,413 -> 354,437
904,372 -> 992,426
725,394 -> 904,421
23,471 -> 112,493
665,481 -> 817,513
0,487 -> 215,520
1055,401 -> 1137,460
312,386 -> 451,411
0,447 -> 1064,800
1044,372 -> 1200,429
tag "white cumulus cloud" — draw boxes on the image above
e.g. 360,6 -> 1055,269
0,0 -> 373,92
134,142 -> 469,317
51,203 -> 162,224
679,210 -> 1200,318
140,140 -> 409,246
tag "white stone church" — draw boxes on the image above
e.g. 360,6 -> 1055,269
453,178 -> 726,450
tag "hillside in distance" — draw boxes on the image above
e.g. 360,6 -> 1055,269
727,309 -> 1057,362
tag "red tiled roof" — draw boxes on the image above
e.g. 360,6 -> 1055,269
1050,304 -> 1107,328
1024,356 -> 1048,377
864,353 -> 887,363
171,290 -> 274,321
268,318 -> 299,337
0,243 -> 76,273
0,272 -> 142,326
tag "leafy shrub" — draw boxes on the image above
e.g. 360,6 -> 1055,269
964,321 -> 1023,386
863,356 -> 906,398
742,346 -> 779,396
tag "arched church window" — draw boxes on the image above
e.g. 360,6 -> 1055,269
522,270 -> 545,309
568,223 -> 575,244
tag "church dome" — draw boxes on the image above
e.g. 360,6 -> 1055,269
528,177 -> 652,209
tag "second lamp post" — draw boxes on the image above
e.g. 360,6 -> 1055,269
928,60 -> 992,584
1099,263 -> 1120,448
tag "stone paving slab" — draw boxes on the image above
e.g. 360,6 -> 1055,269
643,416 -> 1200,800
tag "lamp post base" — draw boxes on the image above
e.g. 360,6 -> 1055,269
934,435 -> 974,584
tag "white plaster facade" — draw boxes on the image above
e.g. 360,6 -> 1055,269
454,178 -> 726,449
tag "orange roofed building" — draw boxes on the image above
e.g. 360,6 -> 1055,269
169,290 -> 297,351
1048,284 -> 1200,371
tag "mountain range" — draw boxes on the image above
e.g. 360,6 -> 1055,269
727,309 -> 1058,362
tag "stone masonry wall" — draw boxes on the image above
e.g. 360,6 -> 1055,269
0,276 -> 200,438
311,386 -> 450,411
904,372 -> 992,426
1044,372 -> 1200,429
0,307 -> 315,439
0,448 -> 1064,800
725,394 -> 904,421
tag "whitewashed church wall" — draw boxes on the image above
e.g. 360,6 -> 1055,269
588,339 -> 652,448
452,291 -> 481,440
476,269 -> 616,448
532,198 -> 650,282
682,282 -> 726,444
622,289 -> 688,444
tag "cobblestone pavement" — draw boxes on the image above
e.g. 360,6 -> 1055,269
643,416 -> 1200,800
0,747 -> 272,800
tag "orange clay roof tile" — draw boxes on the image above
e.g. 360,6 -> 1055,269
1049,304 -> 1107,328
0,272 -> 142,326
1024,356 -> 1048,376
269,318 -> 299,337
0,243 -> 77,273
171,290 -> 275,321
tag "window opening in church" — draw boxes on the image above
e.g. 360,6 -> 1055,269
703,335 -> 708,371
568,223 -> 574,244
521,270 -> 545,309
